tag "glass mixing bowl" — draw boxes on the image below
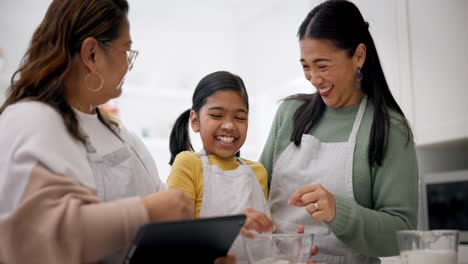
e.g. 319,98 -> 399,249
244,233 -> 314,264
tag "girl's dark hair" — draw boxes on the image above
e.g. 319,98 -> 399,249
289,0 -> 411,167
0,0 -> 129,143
169,71 -> 249,165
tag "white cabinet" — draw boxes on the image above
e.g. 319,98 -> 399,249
358,0 -> 468,146
406,0 -> 468,145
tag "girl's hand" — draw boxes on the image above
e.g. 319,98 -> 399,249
288,184 -> 336,223
240,208 -> 275,238
214,253 -> 236,264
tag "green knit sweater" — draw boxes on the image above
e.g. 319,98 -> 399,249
259,98 -> 419,257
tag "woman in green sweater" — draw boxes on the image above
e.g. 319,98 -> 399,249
259,1 -> 418,263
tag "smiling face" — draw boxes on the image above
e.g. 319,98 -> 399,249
190,90 -> 248,158
300,38 -> 366,108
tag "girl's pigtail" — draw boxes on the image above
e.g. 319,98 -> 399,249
169,109 -> 193,165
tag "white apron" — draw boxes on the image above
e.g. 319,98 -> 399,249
269,96 -> 379,264
81,123 -> 157,201
80,117 -> 158,264
198,150 -> 271,264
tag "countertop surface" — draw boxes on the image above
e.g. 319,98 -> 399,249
380,245 -> 468,264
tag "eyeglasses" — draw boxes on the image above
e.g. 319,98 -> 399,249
98,40 -> 139,71
125,48 -> 139,71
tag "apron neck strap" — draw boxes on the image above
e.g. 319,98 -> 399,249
347,95 -> 368,142
198,149 -> 245,166
80,108 -> 126,154
80,128 -> 97,153
96,108 -> 125,142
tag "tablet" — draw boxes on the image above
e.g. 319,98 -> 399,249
123,214 -> 246,264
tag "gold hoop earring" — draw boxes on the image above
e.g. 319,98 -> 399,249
85,72 -> 104,92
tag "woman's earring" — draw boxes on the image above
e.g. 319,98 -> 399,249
85,72 -> 104,92
354,67 -> 363,83
353,67 -> 363,90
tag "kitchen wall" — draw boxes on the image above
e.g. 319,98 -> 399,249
1,0 -> 467,182
0,78 -> 6,103
117,0 -> 313,179
1,1 -> 467,262
0,0 -> 406,180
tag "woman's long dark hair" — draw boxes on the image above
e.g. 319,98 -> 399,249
169,71 -> 249,165
0,0 -> 129,143
289,0 -> 411,167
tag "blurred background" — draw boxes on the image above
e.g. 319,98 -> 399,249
1,2 -> 468,261
1,0 -> 467,183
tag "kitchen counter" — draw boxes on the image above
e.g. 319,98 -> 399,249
380,245 -> 468,264
380,256 -> 401,264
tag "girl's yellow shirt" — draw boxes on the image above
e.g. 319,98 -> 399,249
167,151 -> 268,218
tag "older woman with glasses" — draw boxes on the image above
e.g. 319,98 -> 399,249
0,0 -> 235,264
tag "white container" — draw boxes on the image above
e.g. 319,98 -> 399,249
400,249 -> 457,264
397,230 -> 459,264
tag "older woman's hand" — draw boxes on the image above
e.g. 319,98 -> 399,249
288,184 -> 336,223
143,189 -> 195,222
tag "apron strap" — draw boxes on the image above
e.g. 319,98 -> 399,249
78,108 -> 125,154
78,126 -> 97,154
96,108 -> 125,143
198,149 -> 210,165
347,95 -> 368,142
198,149 -> 248,169
81,110 -> 152,177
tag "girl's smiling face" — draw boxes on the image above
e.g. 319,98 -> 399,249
190,90 -> 248,158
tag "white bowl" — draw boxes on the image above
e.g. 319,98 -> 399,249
244,233 -> 314,264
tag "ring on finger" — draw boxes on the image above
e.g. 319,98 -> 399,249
313,202 -> 319,211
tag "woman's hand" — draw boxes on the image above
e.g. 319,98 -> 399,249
214,253 -> 236,264
288,184 -> 336,223
240,208 -> 275,238
296,225 -> 319,263
143,189 -> 195,222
